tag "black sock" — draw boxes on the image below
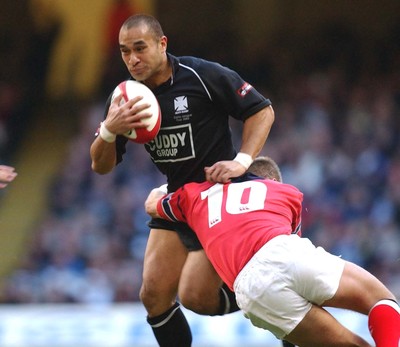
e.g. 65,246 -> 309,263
147,302 -> 192,347
217,283 -> 240,315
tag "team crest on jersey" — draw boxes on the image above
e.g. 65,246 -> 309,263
237,82 -> 253,97
174,96 -> 188,114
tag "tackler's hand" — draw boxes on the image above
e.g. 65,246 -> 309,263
144,184 -> 169,218
204,160 -> 247,183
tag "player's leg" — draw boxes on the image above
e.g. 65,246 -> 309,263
284,304 -> 371,346
179,249 -> 239,315
234,235 -> 374,346
368,299 -> 400,347
180,250 -> 295,347
176,223 -> 239,316
323,261 -> 400,347
178,249 -> 221,314
277,235 -> 399,346
140,227 -> 190,347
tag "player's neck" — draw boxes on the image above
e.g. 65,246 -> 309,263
144,57 -> 172,90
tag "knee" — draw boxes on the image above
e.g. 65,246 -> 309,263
140,278 -> 177,316
179,289 -> 208,313
179,284 -> 219,315
139,280 -> 158,308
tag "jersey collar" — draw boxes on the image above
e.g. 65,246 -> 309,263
231,173 -> 261,183
167,53 -> 179,86
151,53 -> 178,94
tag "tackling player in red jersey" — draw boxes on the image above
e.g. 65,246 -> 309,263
145,156 -> 400,347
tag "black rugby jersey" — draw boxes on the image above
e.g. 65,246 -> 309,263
105,53 -> 272,192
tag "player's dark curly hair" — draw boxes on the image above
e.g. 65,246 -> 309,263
248,156 -> 282,182
122,14 -> 164,40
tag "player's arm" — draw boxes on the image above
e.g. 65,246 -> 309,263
90,134 -> 118,174
90,94 -> 150,174
240,105 -> 275,159
145,185 -> 187,224
205,105 -> 275,183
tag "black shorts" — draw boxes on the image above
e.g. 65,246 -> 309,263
147,218 -> 202,251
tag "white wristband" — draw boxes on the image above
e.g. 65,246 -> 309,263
99,122 -> 116,143
234,152 -> 253,170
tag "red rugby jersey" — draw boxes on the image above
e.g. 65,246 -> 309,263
157,174 -> 303,290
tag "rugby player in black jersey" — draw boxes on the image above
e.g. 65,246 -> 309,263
90,14 -> 282,347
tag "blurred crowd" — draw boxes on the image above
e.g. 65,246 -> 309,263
3,70 -> 400,304
1,102 -> 165,302
1,2 -> 400,304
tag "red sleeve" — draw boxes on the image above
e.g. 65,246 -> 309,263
156,188 -> 187,223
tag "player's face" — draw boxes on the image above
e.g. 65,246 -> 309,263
119,25 -> 167,84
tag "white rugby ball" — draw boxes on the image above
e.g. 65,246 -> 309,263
112,80 -> 161,144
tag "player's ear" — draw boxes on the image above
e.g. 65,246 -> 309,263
160,35 -> 167,53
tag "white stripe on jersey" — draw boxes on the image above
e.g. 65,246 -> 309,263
179,63 -> 213,101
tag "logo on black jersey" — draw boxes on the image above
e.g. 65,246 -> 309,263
146,124 -> 195,163
237,82 -> 253,97
174,96 -> 188,114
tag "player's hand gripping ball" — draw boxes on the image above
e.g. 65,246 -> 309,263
112,80 -> 161,144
